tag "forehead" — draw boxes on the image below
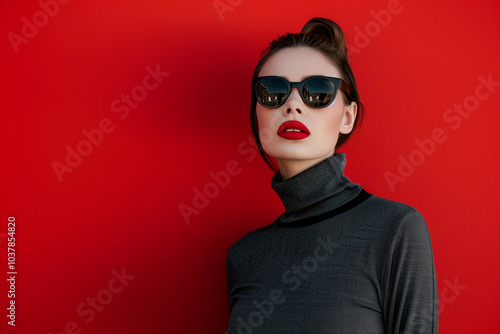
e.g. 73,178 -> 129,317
258,47 -> 341,80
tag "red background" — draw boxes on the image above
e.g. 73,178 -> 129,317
1,0 -> 499,333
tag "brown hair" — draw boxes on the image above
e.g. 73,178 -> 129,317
250,17 -> 364,173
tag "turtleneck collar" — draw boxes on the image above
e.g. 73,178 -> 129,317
271,152 -> 363,224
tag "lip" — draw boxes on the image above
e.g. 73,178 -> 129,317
277,121 -> 310,140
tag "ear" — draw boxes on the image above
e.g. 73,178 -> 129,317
339,101 -> 357,134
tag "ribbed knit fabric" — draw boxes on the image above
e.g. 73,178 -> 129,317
226,153 -> 438,333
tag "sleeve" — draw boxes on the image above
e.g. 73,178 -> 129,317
226,255 -> 239,313
382,210 -> 439,334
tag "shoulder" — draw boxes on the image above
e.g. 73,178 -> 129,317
361,192 -> 432,248
356,192 -> 431,245
361,192 -> 427,224
227,221 -> 277,258
362,192 -> 423,218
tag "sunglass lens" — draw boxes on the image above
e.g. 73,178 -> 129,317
256,78 -> 289,108
303,78 -> 336,108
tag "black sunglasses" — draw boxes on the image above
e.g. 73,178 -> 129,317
253,76 -> 344,109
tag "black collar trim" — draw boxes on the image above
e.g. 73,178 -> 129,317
274,189 -> 372,228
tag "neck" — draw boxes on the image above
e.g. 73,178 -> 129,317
271,152 -> 363,224
277,154 -> 335,180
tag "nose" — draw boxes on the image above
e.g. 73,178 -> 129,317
284,87 -> 303,115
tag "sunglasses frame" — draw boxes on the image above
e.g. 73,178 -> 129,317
253,75 -> 344,109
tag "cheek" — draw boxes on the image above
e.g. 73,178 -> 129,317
311,106 -> 345,145
256,107 -> 279,140
256,107 -> 269,131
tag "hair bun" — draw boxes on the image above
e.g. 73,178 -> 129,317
301,17 -> 347,60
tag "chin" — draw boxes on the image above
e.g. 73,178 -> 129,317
268,150 -> 335,162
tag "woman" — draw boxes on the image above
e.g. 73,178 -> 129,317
226,17 -> 438,333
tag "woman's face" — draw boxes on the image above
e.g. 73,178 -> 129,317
256,47 -> 357,176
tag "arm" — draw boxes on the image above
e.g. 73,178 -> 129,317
382,210 -> 439,333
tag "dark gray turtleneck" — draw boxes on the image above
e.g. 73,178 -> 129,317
226,153 -> 438,333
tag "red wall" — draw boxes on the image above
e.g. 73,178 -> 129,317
1,0 -> 499,333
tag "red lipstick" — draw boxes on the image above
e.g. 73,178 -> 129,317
277,121 -> 310,140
